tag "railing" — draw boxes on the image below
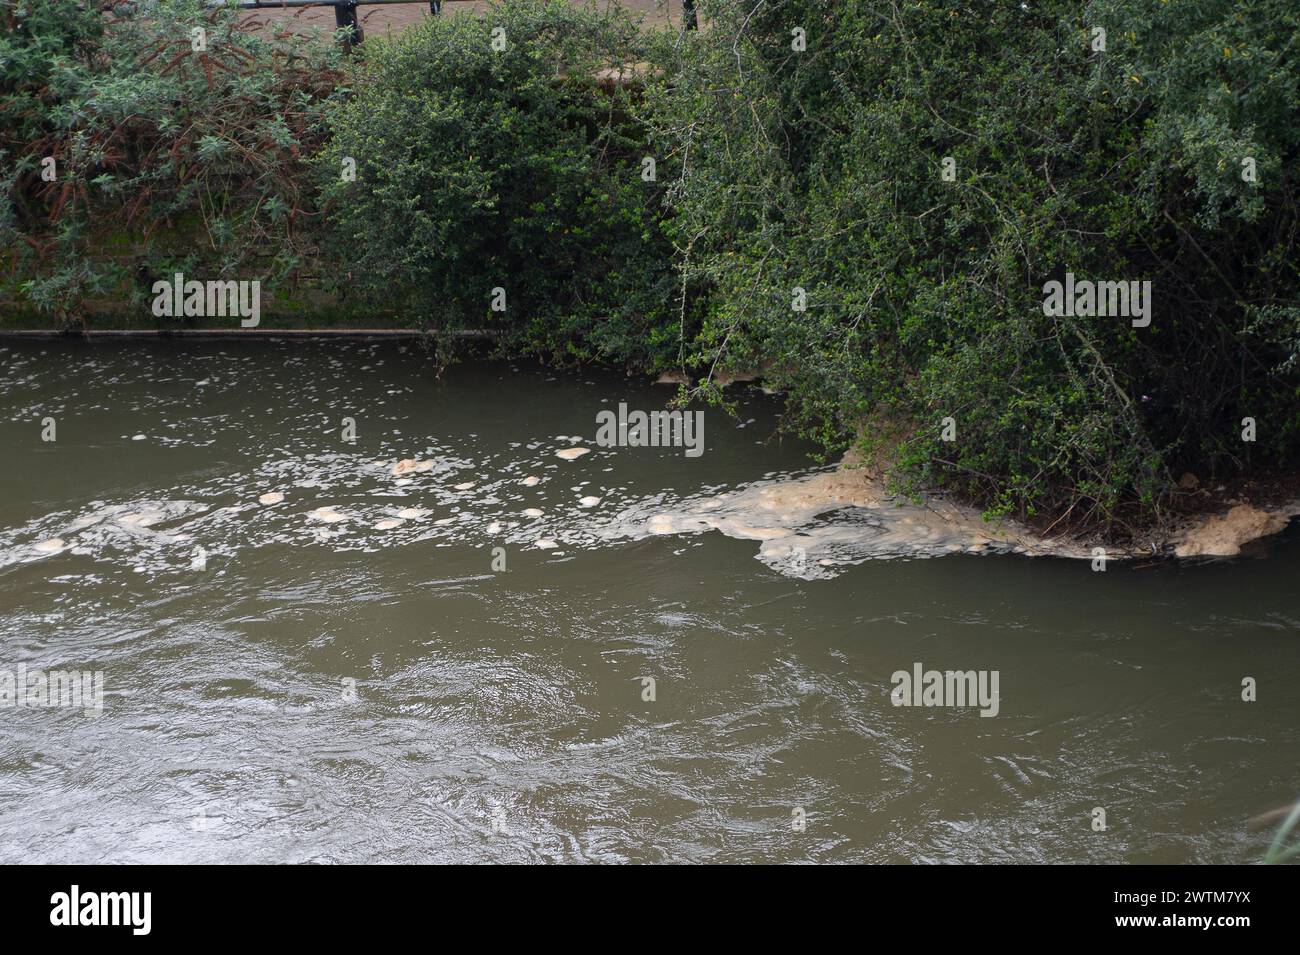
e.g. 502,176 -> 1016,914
234,0 -> 446,47
234,0 -> 697,47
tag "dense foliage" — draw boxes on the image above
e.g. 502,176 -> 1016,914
318,0 -> 678,365
1,0 -> 341,322
643,0 -> 1300,529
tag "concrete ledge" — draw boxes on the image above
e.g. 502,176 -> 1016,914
0,328 -> 498,340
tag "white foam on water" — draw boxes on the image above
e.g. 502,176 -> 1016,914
0,425 -> 1085,584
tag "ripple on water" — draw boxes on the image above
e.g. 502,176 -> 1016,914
1,344 -> 1295,864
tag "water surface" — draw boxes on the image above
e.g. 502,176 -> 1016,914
1,341 -> 1296,863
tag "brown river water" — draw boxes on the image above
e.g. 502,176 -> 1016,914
0,340 -> 1297,863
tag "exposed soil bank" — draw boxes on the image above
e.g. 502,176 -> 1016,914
1172,502 -> 1300,558
768,450 -> 1300,562
676,397 -> 1300,563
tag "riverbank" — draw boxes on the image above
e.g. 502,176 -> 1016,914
763,445 -> 1300,564
7,0 -> 1298,550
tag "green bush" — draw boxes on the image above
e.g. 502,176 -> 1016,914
318,0 -> 678,366
0,0 -> 103,148
643,0 -> 1300,530
1,0 -> 342,323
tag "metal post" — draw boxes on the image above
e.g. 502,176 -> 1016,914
334,0 -> 363,47
236,1 -> 448,50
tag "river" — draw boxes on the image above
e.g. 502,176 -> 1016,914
1,340 -> 1296,863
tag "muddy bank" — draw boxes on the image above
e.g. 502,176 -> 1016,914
1172,502 -> 1300,557
669,446 -> 1300,568
650,361 -> 1300,563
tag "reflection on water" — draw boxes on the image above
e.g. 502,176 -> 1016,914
0,341 -> 1297,863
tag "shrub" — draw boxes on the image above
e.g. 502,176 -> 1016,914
1,0 -> 342,323
643,0 -> 1300,530
318,0 -> 679,367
